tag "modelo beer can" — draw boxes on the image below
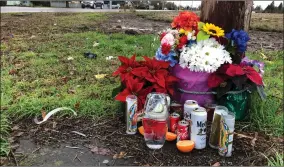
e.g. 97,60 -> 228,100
126,95 -> 138,135
190,107 -> 207,149
177,120 -> 189,142
184,100 -> 198,123
169,112 -> 180,133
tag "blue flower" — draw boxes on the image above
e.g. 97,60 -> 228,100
226,29 -> 250,53
187,40 -> 197,47
155,47 -> 177,67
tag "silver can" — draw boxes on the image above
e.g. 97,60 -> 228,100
190,107 -> 207,149
183,100 -> 198,122
126,95 -> 138,134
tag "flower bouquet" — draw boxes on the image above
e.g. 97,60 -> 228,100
112,55 -> 179,121
154,11 -> 265,119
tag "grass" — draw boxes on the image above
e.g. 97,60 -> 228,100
0,12 -> 283,159
0,114 -> 10,156
246,51 -> 283,136
262,150 -> 284,166
136,11 -> 283,32
1,32 -> 159,119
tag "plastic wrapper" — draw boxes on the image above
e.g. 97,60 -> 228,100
171,64 -> 215,107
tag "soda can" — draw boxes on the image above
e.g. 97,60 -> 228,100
184,100 -> 198,123
219,111 -> 235,157
126,95 -> 138,134
177,120 -> 189,142
169,112 -> 180,133
190,107 -> 207,149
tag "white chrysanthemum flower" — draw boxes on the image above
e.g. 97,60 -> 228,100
179,38 -> 232,73
187,30 -> 196,41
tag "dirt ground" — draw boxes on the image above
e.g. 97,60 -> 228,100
5,116 -> 283,166
1,13 -> 283,52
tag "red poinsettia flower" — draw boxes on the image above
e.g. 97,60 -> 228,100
160,32 -> 167,41
226,64 -> 263,85
115,77 -> 153,111
171,11 -> 200,31
132,57 -> 170,88
112,55 -> 140,82
208,64 -> 263,88
208,73 -> 229,88
153,75 -> 179,96
161,43 -> 171,55
177,35 -> 188,50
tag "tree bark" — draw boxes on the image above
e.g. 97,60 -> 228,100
200,0 -> 253,32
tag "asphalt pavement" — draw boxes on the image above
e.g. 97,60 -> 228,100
1,6 -> 120,13
1,6 -> 168,13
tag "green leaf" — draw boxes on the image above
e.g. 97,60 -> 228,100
198,22 -> 205,30
197,31 -> 210,42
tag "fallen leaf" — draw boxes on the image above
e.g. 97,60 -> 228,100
113,151 -> 127,159
61,76 -> 69,84
251,132 -> 258,147
212,162 -> 220,166
93,42 -> 99,47
67,56 -> 74,61
68,89 -> 76,94
102,160 -> 109,164
9,69 -> 17,75
41,109 -> 46,119
260,52 -> 268,60
11,125 -> 20,131
74,102 -> 80,110
90,146 -> 111,156
95,74 -> 107,79
234,132 -> 253,139
14,132 -> 24,137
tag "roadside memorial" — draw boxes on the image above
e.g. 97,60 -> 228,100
113,11 -> 266,156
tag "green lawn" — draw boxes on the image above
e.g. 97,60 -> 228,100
0,12 -> 283,158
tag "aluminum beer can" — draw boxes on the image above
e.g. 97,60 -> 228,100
126,95 -> 138,134
169,112 -> 180,133
177,120 -> 189,142
190,107 -> 207,149
184,100 -> 198,123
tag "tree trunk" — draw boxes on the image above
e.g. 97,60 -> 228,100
200,0 -> 253,32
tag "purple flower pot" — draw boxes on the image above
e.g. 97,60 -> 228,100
171,64 -> 215,107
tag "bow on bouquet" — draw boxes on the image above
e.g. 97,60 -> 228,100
113,55 -> 179,111
154,11 -> 265,98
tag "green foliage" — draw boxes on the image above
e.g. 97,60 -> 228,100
198,22 -> 205,30
0,114 -> 10,156
196,30 -> 210,42
247,51 -> 283,136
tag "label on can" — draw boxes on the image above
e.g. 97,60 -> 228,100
184,100 -> 198,121
190,107 -> 207,149
169,113 -> 180,133
177,120 -> 189,141
126,101 -> 138,134
219,117 -> 231,156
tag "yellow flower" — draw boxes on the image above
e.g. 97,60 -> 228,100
202,23 -> 225,37
179,29 -> 185,34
